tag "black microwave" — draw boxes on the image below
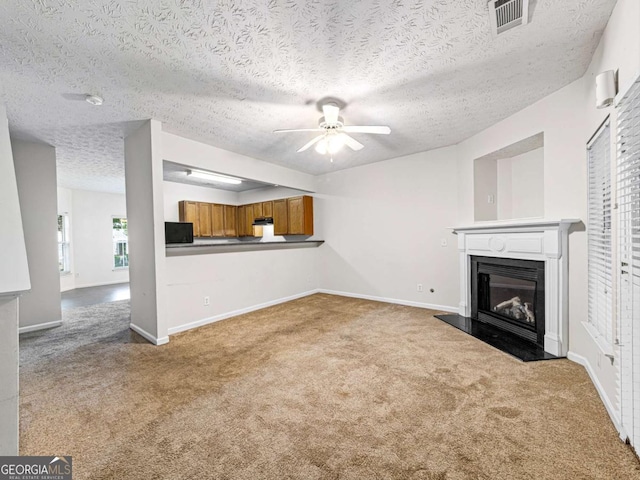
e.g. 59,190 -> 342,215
165,222 -> 194,244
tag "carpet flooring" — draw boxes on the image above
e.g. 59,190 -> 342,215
19,294 -> 640,479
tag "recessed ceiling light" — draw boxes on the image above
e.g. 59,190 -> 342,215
186,169 -> 242,185
85,94 -> 104,106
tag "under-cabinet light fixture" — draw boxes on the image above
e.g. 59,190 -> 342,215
186,170 -> 242,185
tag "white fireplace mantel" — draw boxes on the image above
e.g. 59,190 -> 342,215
452,219 -> 580,357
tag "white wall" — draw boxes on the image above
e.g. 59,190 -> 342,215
456,0 -> 640,430
70,189 -> 129,289
496,147 -> 544,220
162,131 -> 316,193
315,146 -> 459,311
238,186 -> 309,204
496,158 -> 513,219
0,106 -> 29,296
163,181 -> 239,222
474,157 -> 497,221
0,297 -> 19,455
125,120 -> 168,344
0,104 -> 27,456
12,140 -> 61,330
165,248 -> 318,332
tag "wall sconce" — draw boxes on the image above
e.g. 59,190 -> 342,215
596,70 -> 617,109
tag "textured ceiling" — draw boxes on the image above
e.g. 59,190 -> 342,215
163,161 -> 271,192
0,0 -> 617,193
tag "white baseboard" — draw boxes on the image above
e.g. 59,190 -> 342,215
168,289 -> 321,336
130,323 -> 169,346
567,351 -> 625,440
167,288 -> 456,339
318,289 -> 459,313
74,280 -> 129,289
19,320 -> 62,334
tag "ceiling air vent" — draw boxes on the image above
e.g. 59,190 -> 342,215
488,0 -> 529,36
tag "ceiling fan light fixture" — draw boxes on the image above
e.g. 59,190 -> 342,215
186,169 -> 242,185
327,134 -> 345,154
314,133 -> 345,155
315,139 -> 328,155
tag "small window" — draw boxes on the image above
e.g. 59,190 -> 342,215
112,217 -> 129,269
58,214 -> 70,274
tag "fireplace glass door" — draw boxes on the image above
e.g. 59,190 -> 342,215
471,256 -> 545,346
482,274 -> 537,328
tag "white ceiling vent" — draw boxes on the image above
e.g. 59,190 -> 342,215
488,0 -> 529,36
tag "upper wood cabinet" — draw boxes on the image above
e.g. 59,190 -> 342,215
262,201 -> 273,218
287,196 -> 313,235
252,203 -> 263,220
211,203 -> 225,237
178,201 -> 199,237
273,199 -> 288,235
224,205 -> 237,237
244,205 -> 255,237
178,195 -> 313,238
237,205 -> 246,237
198,202 -> 212,237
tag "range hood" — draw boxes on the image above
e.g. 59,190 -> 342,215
252,217 -> 274,226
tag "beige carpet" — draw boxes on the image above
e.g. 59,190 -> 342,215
19,294 -> 640,479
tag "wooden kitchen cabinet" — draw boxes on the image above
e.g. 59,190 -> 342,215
244,204 -> 256,237
252,203 -> 263,219
178,201 -> 199,237
179,195 -> 313,238
211,203 -> 225,237
273,199 -> 288,235
198,202 -> 212,237
262,201 -> 273,217
237,205 -> 246,237
287,196 -> 313,235
224,205 -> 237,237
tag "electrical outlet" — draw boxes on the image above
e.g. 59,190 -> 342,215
417,284 -> 423,292
488,194 -> 495,204
440,239 -> 448,247
203,296 -> 210,306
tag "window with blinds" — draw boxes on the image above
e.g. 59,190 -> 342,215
617,75 -> 640,452
587,120 -> 613,345
618,79 -> 640,297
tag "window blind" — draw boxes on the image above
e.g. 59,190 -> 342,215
587,121 -> 613,345
617,76 -> 640,451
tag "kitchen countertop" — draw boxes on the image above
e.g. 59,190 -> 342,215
165,240 -> 324,256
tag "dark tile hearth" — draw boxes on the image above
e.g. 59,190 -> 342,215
435,314 -> 558,362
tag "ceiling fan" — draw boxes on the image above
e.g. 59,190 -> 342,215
274,103 -> 391,156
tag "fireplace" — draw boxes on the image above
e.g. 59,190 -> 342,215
471,256 -> 545,347
451,219 -> 578,357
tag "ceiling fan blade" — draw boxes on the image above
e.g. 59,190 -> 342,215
341,134 -> 364,151
322,104 -> 340,124
273,128 -> 324,133
342,125 -> 391,135
297,135 -> 324,152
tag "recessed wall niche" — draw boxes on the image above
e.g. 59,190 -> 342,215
473,133 -> 544,222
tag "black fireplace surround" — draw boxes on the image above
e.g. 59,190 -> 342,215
471,256 -> 545,348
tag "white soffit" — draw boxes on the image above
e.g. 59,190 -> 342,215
0,0 -> 617,192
